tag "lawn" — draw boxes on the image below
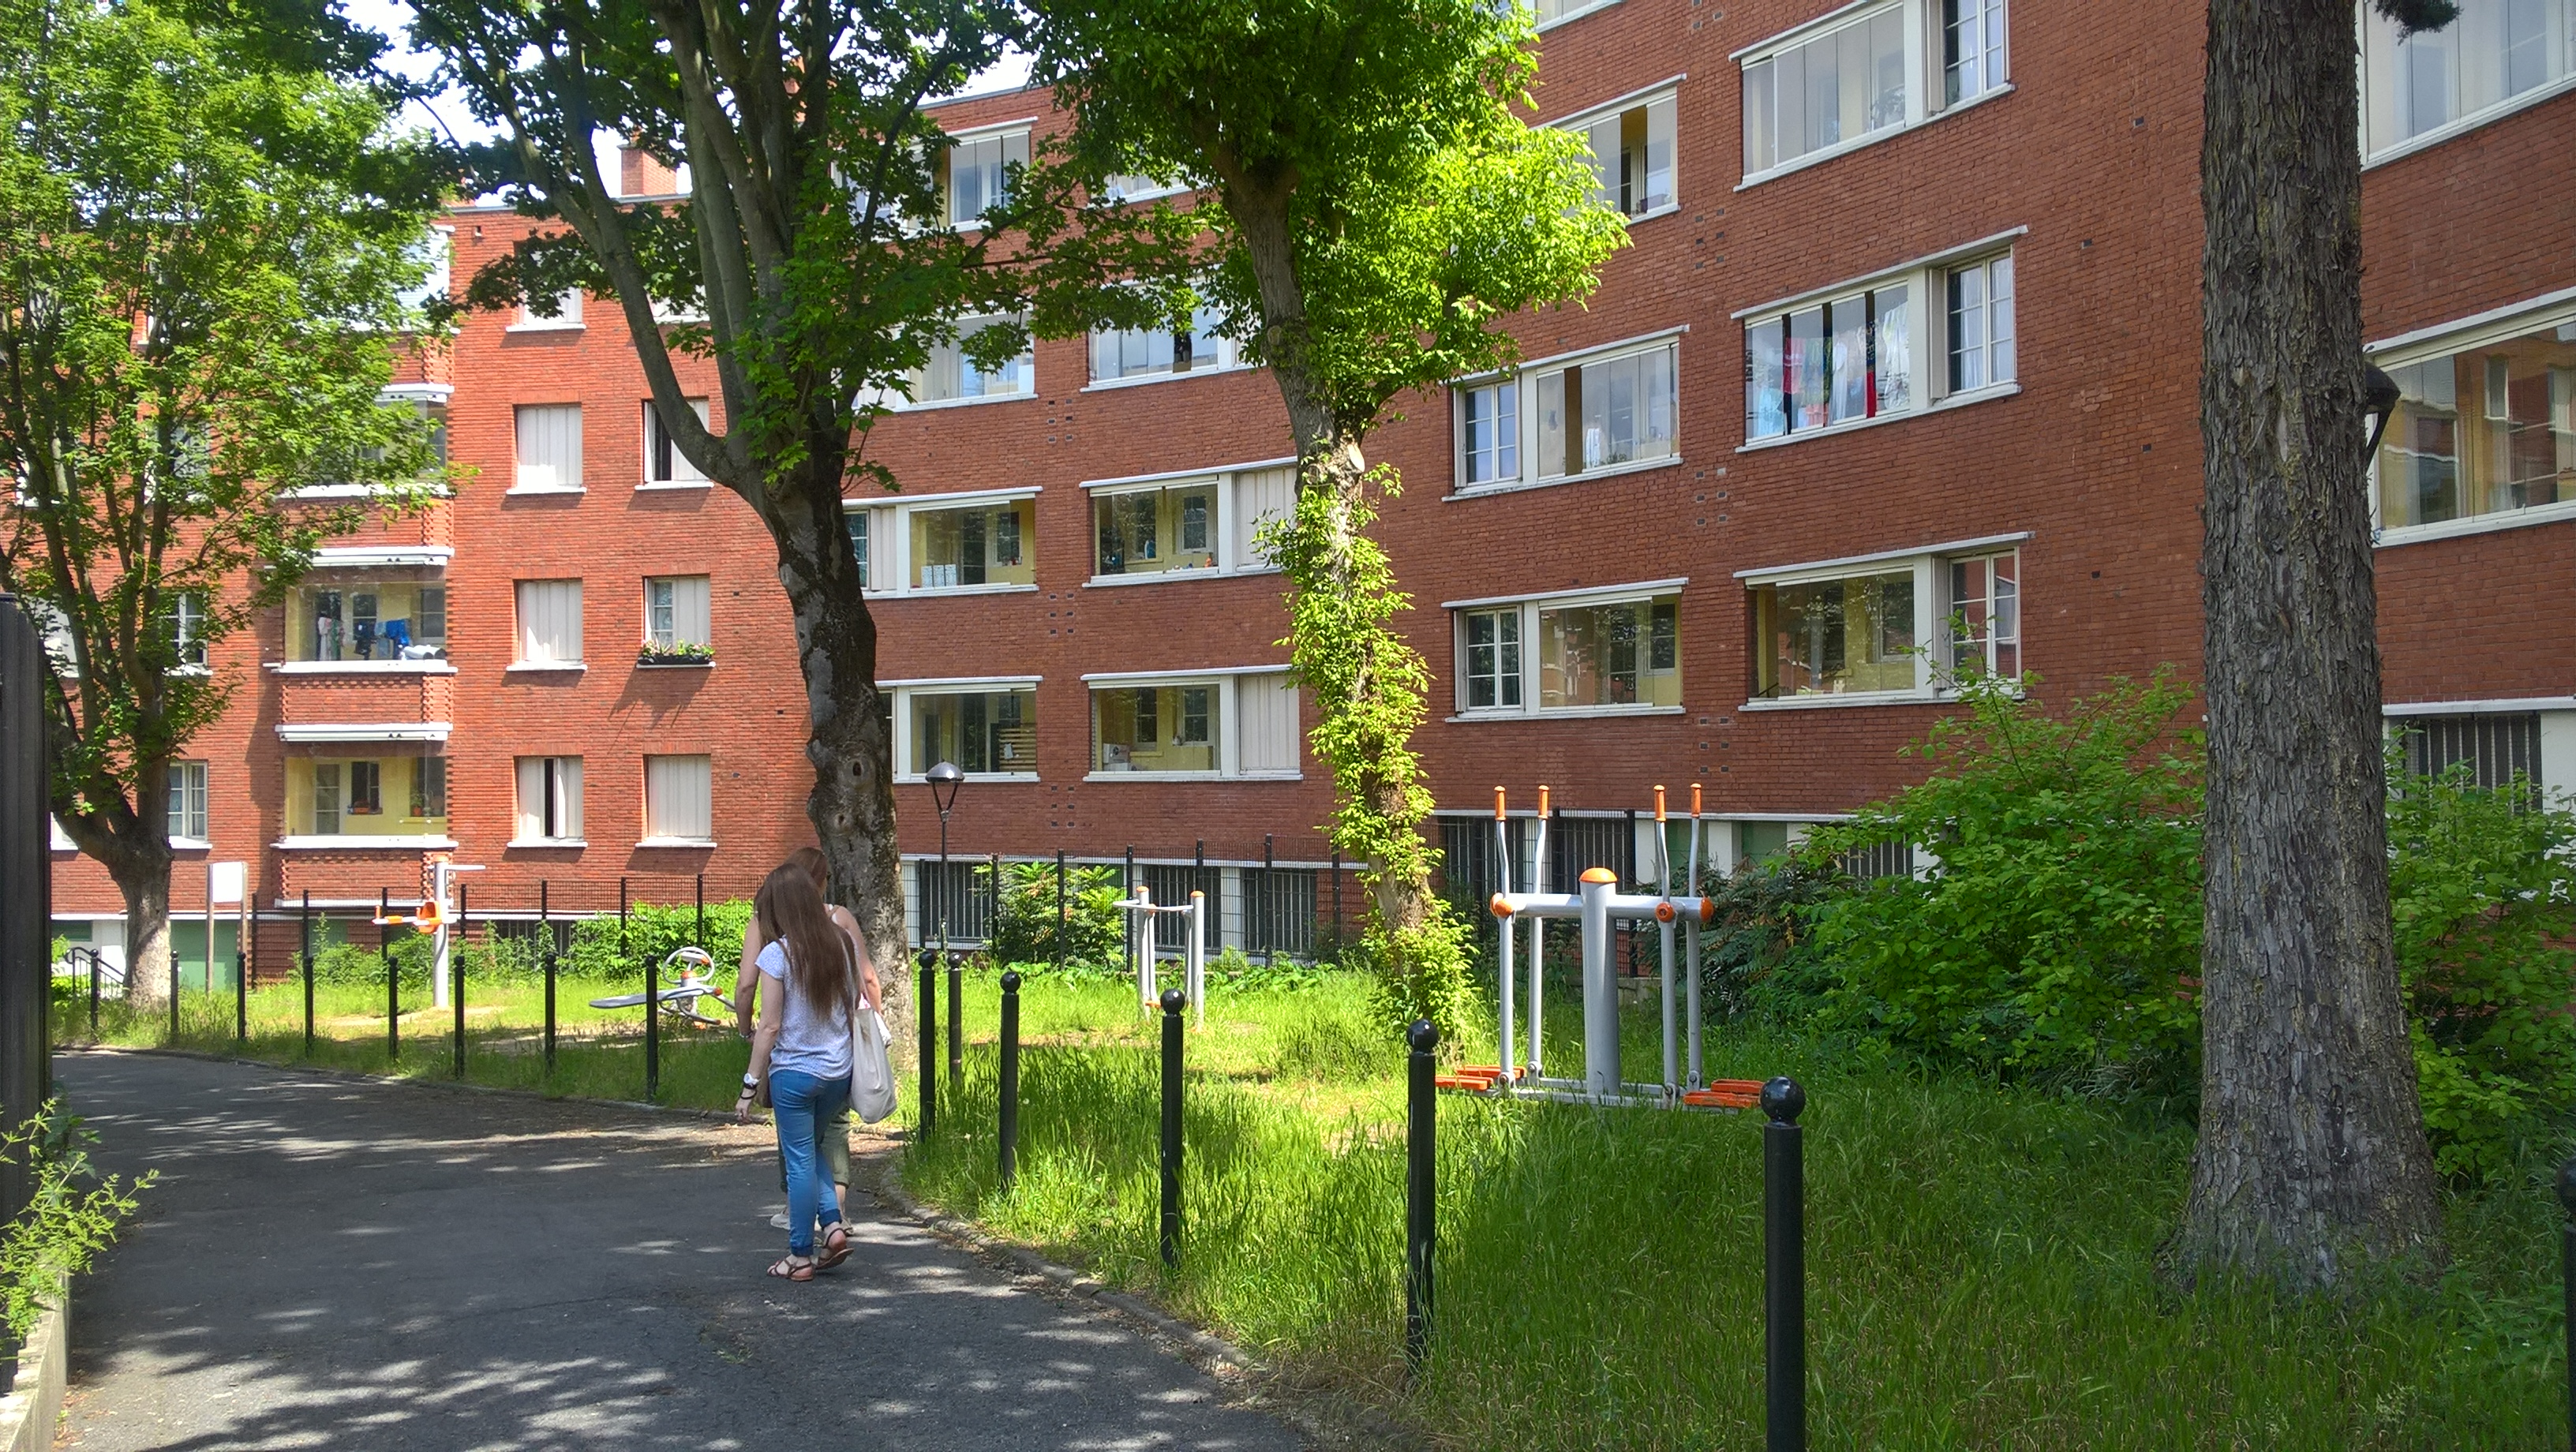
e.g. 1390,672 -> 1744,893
901,966 -> 2570,1450
55,972 -> 754,1111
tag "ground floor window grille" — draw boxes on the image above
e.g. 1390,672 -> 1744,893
2399,713 -> 2541,791
1139,864 -> 1214,956
1243,869 -> 1318,957
916,860 -> 990,945
1837,836 -> 1913,881
1548,815 -> 1635,892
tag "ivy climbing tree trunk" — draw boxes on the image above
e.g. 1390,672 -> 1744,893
2173,0 -> 2445,1288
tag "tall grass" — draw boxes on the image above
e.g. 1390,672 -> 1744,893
904,968 -> 2569,1450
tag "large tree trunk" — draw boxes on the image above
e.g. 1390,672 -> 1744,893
766,455 -> 911,1054
2174,0 -> 2443,1288
114,863 -> 173,1010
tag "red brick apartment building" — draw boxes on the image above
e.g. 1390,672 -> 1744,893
47,0 -> 2576,978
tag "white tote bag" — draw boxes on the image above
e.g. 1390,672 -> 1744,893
849,1002 -> 897,1124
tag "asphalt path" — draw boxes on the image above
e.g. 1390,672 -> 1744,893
51,1050 -> 1305,1451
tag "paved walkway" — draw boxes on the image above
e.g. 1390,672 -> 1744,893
52,1050 -> 1306,1450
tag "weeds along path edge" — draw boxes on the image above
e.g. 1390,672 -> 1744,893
60,1044 -> 739,1123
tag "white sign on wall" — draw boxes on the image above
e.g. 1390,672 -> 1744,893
208,861 -> 246,906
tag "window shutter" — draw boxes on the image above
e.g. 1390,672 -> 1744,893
1230,466 -> 1296,567
515,758 -> 543,840
556,757 -> 584,838
1238,672 -> 1299,775
515,405 -> 583,491
646,754 -> 711,840
673,575 -> 713,646
515,580 -> 583,664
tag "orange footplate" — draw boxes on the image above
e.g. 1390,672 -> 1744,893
1680,1078 -> 1766,1110
1434,1065 -> 1511,1092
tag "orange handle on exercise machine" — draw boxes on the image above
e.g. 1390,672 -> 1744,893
1494,785 -> 1507,821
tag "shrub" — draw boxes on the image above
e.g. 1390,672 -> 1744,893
0,1104 -> 148,1352
1693,855 -> 1844,1025
561,899 -> 754,982
1798,671 -> 2205,1095
309,937 -> 433,989
2387,758 -> 2576,1182
981,860 -> 1125,971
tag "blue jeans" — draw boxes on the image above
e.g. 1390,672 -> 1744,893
769,1068 -> 849,1256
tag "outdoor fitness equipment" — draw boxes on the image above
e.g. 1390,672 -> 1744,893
1113,883 -> 1205,1027
587,945 -> 737,1027
1445,784 -> 1763,1110
372,857 -> 486,1010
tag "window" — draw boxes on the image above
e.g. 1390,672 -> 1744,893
1086,672 -> 1297,777
2398,713 -> 2543,789
643,575 -> 712,650
908,316 -> 1032,404
167,591 -> 206,668
1565,91 -> 1677,218
644,399 -> 711,485
1453,588 -> 1682,715
2373,309 -> 2576,534
410,757 -> 447,819
1463,609 -> 1522,709
514,756 -> 585,842
1462,380 -> 1518,485
397,229 -> 451,314
1535,0 -> 1617,24
1101,172 -> 1185,204
1090,306 -> 1238,384
1084,465 -> 1294,582
910,499 -> 1035,589
517,290 -> 583,328
1947,255 -> 2016,394
909,688 -> 1039,776
1458,336 -> 1678,491
1741,0 -> 2011,181
348,760 -> 383,817
1743,247 -> 2012,444
643,754 -> 713,842
514,579 -> 583,666
941,128 -> 1030,226
290,582 -> 447,663
2363,0 -> 2574,159
167,762 -> 207,843
844,510 -> 871,590
1744,541 -> 2024,702
289,757 -> 450,837
1945,0 -> 2009,104
514,404 -> 583,492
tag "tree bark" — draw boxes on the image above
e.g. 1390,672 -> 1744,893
114,862 -> 174,1010
2175,0 -> 2443,1287
762,451 -> 910,1049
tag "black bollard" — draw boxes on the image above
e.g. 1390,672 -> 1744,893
383,888 -> 399,1064
1762,1076 -> 1807,1452
452,884 -> 467,1080
540,881 -> 556,1075
1159,986 -> 1185,1267
2559,1158 -> 2576,1452
947,934 -> 962,1087
88,948 -> 99,1040
300,891 -> 313,1057
1405,1018 -> 1439,1379
1054,851 -> 1067,974
999,971 -> 1022,1192
644,949 -> 660,1104
234,951 -> 246,1045
918,950 -> 938,1141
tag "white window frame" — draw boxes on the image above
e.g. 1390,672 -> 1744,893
1450,331 -> 1684,497
846,485 -> 1043,598
1444,579 -> 1689,720
396,226 -> 453,316
1553,79 -> 1683,223
2359,0 -> 2576,167
289,386 -> 455,500
890,313 -> 1035,410
940,122 -> 1034,230
886,676 -> 1043,782
511,289 -> 585,331
1080,666 -> 1297,781
511,578 -> 585,671
641,754 -> 715,847
1084,302 -> 1247,391
1735,533 -> 2029,709
511,403 -> 585,494
1735,0 -> 2015,189
1536,0 -> 1623,30
167,760 -> 208,847
642,574 -> 712,652
641,398 -> 713,488
167,591 -> 208,672
1734,230 -> 2024,451
1080,460 -> 1298,586
511,755 -> 586,846
2366,289 -> 2576,548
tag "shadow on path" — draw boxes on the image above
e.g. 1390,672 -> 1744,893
53,1050 -> 1303,1451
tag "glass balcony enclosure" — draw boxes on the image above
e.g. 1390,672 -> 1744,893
287,582 -> 448,663
284,754 -> 450,837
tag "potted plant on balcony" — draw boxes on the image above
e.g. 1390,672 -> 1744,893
636,640 -> 715,668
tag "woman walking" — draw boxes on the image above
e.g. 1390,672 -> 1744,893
736,862 -> 876,1280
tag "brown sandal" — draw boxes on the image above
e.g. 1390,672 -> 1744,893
765,1254 -> 814,1282
815,1222 -> 852,1270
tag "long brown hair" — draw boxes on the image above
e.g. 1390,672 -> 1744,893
754,863 -> 853,1012
788,846 -> 829,896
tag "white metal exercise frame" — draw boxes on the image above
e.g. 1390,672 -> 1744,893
1114,883 -> 1206,1027
1481,784 -> 1722,1108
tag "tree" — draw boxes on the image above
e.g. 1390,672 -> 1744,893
408,0 -> 1175,1012
2174,0 -> 2457,1289
1028,0 -> 1624,1044
0,0 -> 447,1005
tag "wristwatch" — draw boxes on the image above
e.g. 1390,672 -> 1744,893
739,1073 -> 759,1095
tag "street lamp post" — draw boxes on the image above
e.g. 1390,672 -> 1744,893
2364,362 -> 2402,463
927,761 -> 965,1084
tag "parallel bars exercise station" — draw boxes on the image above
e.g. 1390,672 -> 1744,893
1114,884 -> 1207,1027
1443,783 -> 1766,1111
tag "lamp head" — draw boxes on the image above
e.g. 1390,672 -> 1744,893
926,760 -> 964,815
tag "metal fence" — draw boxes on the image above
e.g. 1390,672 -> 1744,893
0,597 -> 50,1224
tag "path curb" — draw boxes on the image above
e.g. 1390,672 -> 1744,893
65,1045 -> 733,1122
0,1277 -> 67,1452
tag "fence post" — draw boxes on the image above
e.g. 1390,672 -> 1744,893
1330,850 -> 1342,952
169,918 -> 181,1045
2559,1158 -> 2576,1452
1406,1018 -> 1439,1379
1124,846 -> 1136,984
452,883 -> 468,1080
1054,849 -> 1067,974
1763,1076 -> 1807,1452
88,949 -> 99,1040
381,887 -> 398,1064
300,890 -> 313,1057
1262,834 -> 1276,968
695,873 -> 705,952
998,970 -> 1021,1192
1159,986 -> 1185,1267
947,923 -> 962,1088
917,949 -> 938,1141
1193,840 -> 1208,961
234,946 -> 246,1046
644,942 -> 660,1104
540,880 -> 556,1074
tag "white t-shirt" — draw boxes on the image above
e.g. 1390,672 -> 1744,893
757,939 -> 852,1080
